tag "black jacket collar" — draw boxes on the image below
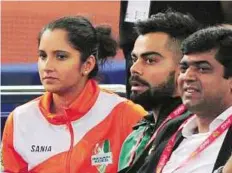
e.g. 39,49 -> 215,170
133,97 -> 182,130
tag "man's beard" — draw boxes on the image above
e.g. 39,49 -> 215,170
130,72 -> 176,111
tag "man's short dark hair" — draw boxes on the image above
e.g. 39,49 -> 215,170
134,9 -> 201,42
134,9 -> 201,62
181,26 -> 232,79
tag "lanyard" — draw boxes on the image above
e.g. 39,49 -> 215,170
156,114 -> 232,173
128,104 -> 187,166
145,104 -> 187,149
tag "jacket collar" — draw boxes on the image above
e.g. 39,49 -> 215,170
39,79 -> 100,125
133,97 -> 183,129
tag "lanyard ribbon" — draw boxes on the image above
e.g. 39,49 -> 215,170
128,104 -> 187,166
156,114 -> 232,173
145,104 -> 187,149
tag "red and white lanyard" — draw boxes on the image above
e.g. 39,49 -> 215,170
128,104 -> 187,166
145,104 -> 187,149
156,114 -> 232,173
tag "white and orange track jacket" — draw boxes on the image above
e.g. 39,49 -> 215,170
1,79 -> 146,173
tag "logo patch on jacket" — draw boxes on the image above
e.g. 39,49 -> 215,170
31,145 -> 52,152
91,139 -> 112,173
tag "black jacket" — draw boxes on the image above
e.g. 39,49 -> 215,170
136,123 -> 232,173
119,98 -> 192,173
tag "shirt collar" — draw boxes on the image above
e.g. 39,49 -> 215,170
182,105 -> 232,137
210,105 -> 232,130
182,115 -> 197,137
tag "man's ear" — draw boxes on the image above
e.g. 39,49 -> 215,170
173,66 -> 181,97
228,77 -> 232,93
81,55 -> 96,76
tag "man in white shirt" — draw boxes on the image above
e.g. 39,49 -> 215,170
158,26 -> 232,173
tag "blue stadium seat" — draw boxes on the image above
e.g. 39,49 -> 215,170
1,59 -> 126,85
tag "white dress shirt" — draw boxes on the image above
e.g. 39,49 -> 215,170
162,106 -> 232,173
